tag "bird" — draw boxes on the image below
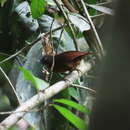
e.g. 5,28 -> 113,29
40,51 -> 94,73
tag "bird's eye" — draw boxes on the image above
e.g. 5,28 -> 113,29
40,56 -> 47,64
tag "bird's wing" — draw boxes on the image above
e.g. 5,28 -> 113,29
56,51 -> 91,62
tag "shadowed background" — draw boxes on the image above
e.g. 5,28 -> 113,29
89,0 -> 130,130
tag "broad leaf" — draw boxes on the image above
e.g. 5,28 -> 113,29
87,4 -> 114,15
19,67 -> 49,90
68,13 -> 91,32
30,0 -> 46,19
68,87 -> 79,101
53,98 -> 90,114
52,104 -> 87,130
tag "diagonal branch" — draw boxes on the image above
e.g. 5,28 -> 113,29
54,0 -> 79,50
0,67 -> 22,105
0,25 -> 66,65
80,0 -> 104,57
71,83 -> 96,93
0,61 -> 92,129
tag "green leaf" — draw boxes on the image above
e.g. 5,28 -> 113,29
68,13 -> 90,32
0,0 -> 7,7
19,67 -> 49,90
68,87 -> 80,101
30,0 -> 46,19
87,0 -> 97,4
52,104 -> 87,130
87,4 -> 114,15
53,99 -> 90,115
86,0 -> 97,15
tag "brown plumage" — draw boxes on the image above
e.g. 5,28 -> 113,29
41,51 -> 93,73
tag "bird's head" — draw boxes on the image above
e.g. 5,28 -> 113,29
40,55 -> 53,65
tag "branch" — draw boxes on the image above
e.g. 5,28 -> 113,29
80,0 -> 104,57
0,61 -> 92,129
71,83 -> 96,93
0,67 -> 22,105
91,13 -> 105,19
63,0 -> 79,13
0,25 -> 66,65
54,0 -> 79,50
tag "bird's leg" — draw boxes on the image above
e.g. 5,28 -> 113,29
42,67 -> 50,74
42,67 -> 50,81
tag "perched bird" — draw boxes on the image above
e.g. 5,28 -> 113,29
40,51 -> 93,73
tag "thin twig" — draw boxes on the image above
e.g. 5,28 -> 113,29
0,25 -> 66,65
91,13 -> 105,19
80,0 -> 104,57
0,52 -> 10,56
0,45 -> 29,65
54,0 -> 79,50
63,0 -> 79,13
71,83 -> 96,93
56,23 -> 65,53
49,18 -> 55,45
66,12 -> 79,50
49,18 -> 55,83
0,67 -> 21,105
